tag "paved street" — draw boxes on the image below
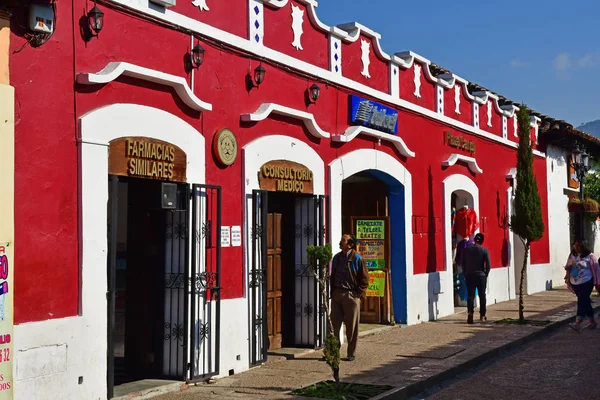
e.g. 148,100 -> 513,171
419,322 -> 600,400
145,288 -> 595,400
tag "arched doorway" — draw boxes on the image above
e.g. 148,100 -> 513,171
450,189 -> 475,309
79,104 -> 217,399
341,170 -> 406,325
442,174 -> 480,314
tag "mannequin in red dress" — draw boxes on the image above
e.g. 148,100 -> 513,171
454,204 -> 479,239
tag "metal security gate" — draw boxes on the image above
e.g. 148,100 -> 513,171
250,190 -> 268,365
249,192 -> 329,365
189,184 -> 221,381
293,195 -> 328,348
163,203 -> 190,379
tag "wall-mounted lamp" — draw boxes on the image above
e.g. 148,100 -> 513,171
186,41 -> 205,72
304,83 -> 321,106
309,83 -> 320,102
190,43 -> 205,68
87,1 -> 105,38
246,63 -> 266,91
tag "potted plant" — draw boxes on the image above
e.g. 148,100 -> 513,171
568,198 -> 583,213
306,244 -> 339,384
583,198 -> 599,213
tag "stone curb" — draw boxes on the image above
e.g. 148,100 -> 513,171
113,382 -> 189,400
372,304 -> 600,400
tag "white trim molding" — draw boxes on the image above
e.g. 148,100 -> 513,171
240,103 -> 330,139
442,154 -> 483,174
329,149 -> 415,323
332,126 -> 415,158
242,134 -> 325,293
70,103 -> 206,398
104,0 -> 546,158
77,62 -> 213,112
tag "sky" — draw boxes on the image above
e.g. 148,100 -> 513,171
314,0 -> 600,126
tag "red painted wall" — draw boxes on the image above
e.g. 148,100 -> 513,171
341,37 -> 388,94
263,2 -> 329,70
399,64 -> 435,111
172,0 -> 248,39
9,0 -> 550,323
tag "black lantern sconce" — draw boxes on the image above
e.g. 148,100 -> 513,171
309,83 -> 321,102
305,83 -> 321,106
185,41 -> 205,72
191,43 -> 205,68
87,0 -> 104,38
246,63 -> 266,91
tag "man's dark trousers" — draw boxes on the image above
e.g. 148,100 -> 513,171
466,274 -> 487,317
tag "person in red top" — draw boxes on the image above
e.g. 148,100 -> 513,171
454,205 -> 479,238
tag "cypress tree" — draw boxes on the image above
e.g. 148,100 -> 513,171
510,105 -> 545,321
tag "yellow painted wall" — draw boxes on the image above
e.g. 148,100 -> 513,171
0,13 -> 14,251
0,17 -> 9,84
0,14 -> 14,398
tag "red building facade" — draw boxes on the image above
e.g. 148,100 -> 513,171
9,0 -> 549,398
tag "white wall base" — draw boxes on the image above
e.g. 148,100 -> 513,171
217,298 -> 250,377
14,317 -> 105,400
526,263 -> 562,294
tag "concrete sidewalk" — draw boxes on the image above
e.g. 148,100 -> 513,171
154,287 -> 595,400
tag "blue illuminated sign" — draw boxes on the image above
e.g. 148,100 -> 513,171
349,95 -> 398,134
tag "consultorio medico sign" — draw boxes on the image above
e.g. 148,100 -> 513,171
258,160 -> 314,194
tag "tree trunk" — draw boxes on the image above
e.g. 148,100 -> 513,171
518,241 -> 530,321
312,261 -> 339,385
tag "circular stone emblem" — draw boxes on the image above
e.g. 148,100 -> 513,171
213,128 -> 238,166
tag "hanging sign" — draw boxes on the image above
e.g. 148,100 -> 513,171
350,95 -> 398,134
357,240 -> 385,269
444,131 -> 476,155
0,243 -> 13,397
568,161 -> 580,189
108,137 -> 187,182
355,219 -> 385,240
366,270 -> 386,297
258,160 -> 314,194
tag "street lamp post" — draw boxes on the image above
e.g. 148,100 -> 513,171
571,141 -> 591,239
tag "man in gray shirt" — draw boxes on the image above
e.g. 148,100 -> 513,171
462,233 -> 491,324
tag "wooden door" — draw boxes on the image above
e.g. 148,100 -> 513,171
267,213 -> 283,350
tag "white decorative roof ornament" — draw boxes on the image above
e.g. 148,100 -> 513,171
191,0 -> 209,11
454,85 -> 461,114
291,4 -> 304,50
413,64 -> 422,98
77,61 -> 212,112
442,154 -> 483,174
332,126 -> 415,158
360,39 -> 371,78
487,100 -> 493,127
240,103 -> 330,139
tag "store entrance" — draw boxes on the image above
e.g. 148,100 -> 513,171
265,192 -> 295,350
107,177 -> 188,398
342,170 -> 405,326
250,188 -> 327,364
450,191 -> 475,310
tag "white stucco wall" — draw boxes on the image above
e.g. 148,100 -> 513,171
523,145 -> 572,294
14,104 -> 206,400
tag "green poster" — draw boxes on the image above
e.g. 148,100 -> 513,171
356,219 -> 385,240
357,240 -> 385,269
366,270 -> 385,297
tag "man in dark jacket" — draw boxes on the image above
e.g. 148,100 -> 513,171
462,233 -> 491,324
330,234 -> 369,361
